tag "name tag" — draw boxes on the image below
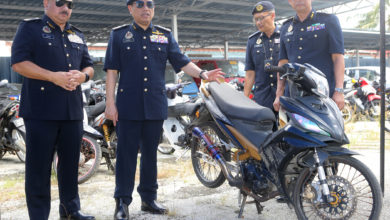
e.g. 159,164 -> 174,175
68,34 -> 84,44
42,34 -> 54,39
275,38 -> 280,44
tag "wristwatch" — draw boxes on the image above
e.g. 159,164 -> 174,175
334,87 -> 344,93
199,70 -> 207,80
84,72 -> 90,82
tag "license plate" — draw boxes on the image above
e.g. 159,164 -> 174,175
13,118 -> 24,127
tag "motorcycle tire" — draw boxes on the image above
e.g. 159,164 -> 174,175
367,99 -> 381,121
105,131 -> 117,174
12,129 -> 26,163
157,130 -> 175,155
53,134 -> 102,184
341,103 -> 353,124
293,155 -> 382,220
0,150 -> 5,159
191,122 -> 226,188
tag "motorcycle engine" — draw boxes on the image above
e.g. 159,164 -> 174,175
242,160 -> 271,196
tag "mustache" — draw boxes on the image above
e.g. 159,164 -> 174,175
60,11 -> 69,16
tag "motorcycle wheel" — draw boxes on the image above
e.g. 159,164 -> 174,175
0,150 -> 5,159
105,131 -> 117,174
341,103 -> 353,124
293,155 -> 382,220
191,122 -> 226,188
53,134 -> 102,184
157,130 -> 175,155
12,129 -> 26,163
367,99 -> 381,121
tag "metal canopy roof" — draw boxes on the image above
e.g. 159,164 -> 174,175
0,0 -> 375,48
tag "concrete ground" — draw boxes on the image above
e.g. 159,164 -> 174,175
0,121 -> 389,220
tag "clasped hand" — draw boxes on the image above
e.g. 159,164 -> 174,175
53,70 -> 84,91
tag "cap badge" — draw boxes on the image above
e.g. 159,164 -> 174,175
256,5 -> 263,12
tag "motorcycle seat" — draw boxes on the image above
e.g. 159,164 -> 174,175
85,101 -> 106,118
208,82 -> 275,122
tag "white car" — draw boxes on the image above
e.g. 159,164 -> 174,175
344,66 -> 390,89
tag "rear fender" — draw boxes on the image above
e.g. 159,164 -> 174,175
368,94 -> 381,101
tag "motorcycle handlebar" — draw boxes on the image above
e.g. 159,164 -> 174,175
264,65 -> 287,74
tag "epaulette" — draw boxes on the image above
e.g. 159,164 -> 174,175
71,25 -> 82,33
154,25 -> 171,32
282,17 -> 293,26
23,17 -> 40,22
248,31 -> 260,39
112,24 -> 129,31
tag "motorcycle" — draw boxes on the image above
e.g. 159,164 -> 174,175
0,79 -> 26,162
158,83 -> 200,155
53,80 -> 117,184
189,63 -> 382,219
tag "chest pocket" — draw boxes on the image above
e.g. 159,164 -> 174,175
151,44 -> 168,62
305,30 -> 326,48
120,42 -> 137,59
70,43 -> 84,55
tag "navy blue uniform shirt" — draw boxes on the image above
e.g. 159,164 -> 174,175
279,10 -> 344,96
104,22 -> 191,120
245,26 -> 280,109
11,15 -> 93,120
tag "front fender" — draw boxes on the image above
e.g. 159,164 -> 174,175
301,147 -> 359,168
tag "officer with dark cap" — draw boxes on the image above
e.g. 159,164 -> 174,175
104,0 -> 225,219
244,1 -> 280,126
11,0 -> 95,219
273,0 -> 345,111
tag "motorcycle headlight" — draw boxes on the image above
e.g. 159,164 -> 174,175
291,113 -> 330,136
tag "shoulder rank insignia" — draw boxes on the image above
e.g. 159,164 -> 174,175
23,17 -> 40,22
154,25 -> 171,32
113,24 -> 129,31
282,17 -> 293,26
70,25 -> 82,33
249,31 -> 260,39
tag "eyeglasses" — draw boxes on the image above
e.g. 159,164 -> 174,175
55,0 -> 74,9
253,12 -> 272,22
135,1 -> 155,9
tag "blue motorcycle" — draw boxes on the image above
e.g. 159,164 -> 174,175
190,63 -> 382,219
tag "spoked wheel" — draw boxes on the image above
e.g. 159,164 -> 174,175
53,134 -> 102,184
367,100 -> 381,121
157,130 -> 175,155
105,131 -> 117,174
191,122 -> 226,188
341,103 -> 353,124
12,129 -> 26,162
293,156 -> 382,220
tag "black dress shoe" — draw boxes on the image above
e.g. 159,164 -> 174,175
141,200 -> 168,215
114,198 -> 129,220
60,210 -> 95,220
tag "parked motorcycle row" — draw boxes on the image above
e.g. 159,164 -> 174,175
1,63 -> 384,219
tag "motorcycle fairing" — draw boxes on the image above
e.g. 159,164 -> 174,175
367,94 -> 381,102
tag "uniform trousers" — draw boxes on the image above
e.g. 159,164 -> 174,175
114,120 -> 164,205
24,119 -> 83,220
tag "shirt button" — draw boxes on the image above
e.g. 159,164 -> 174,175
120,89 -> 123,92
143,46 -> 147,50
127,47 -> 130,50
64,44 -> 67,47
41,87 -> 45,91
144,56 -> 147,60
298,56 -> 302,59
144,78 -> 148,82
299,47 -> 303,50
69,64 -> 72,67
299,37 -> 303,41
270,83 -> 274,86
270,74 -> 273,78
143,36 -> 147,40
314,34 -> 318,38
66,53 -> 69,57
144,88 -> 148,92
287,39 -> 290,42
270,48 -> 273,51
144,67 -> 148,71
269,40 -> 272,43
62,34 -> 64,37
48,42 -> 52,46
158,47 -> 161,51
301,28 -> 304,31
257,50 -> 260,53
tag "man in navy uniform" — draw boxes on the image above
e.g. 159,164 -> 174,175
273,0 -> 345,111
244,1 -> 280,121
104,0 -> 225,219
11,0 -> 95,219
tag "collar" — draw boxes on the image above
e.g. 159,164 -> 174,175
132,22 -> 153,32
42,14 -> 71,32
293,10 -> 316,23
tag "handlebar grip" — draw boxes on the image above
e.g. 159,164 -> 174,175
264,65 -> 287,74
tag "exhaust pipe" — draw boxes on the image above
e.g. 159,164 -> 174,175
192,127 -> 242,187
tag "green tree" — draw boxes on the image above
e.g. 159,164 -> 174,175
357,0 -> 389,30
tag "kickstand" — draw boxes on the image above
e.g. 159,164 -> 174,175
175,147 -> 189,161
255,200 -> 264,214
238,193 -> 247,218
